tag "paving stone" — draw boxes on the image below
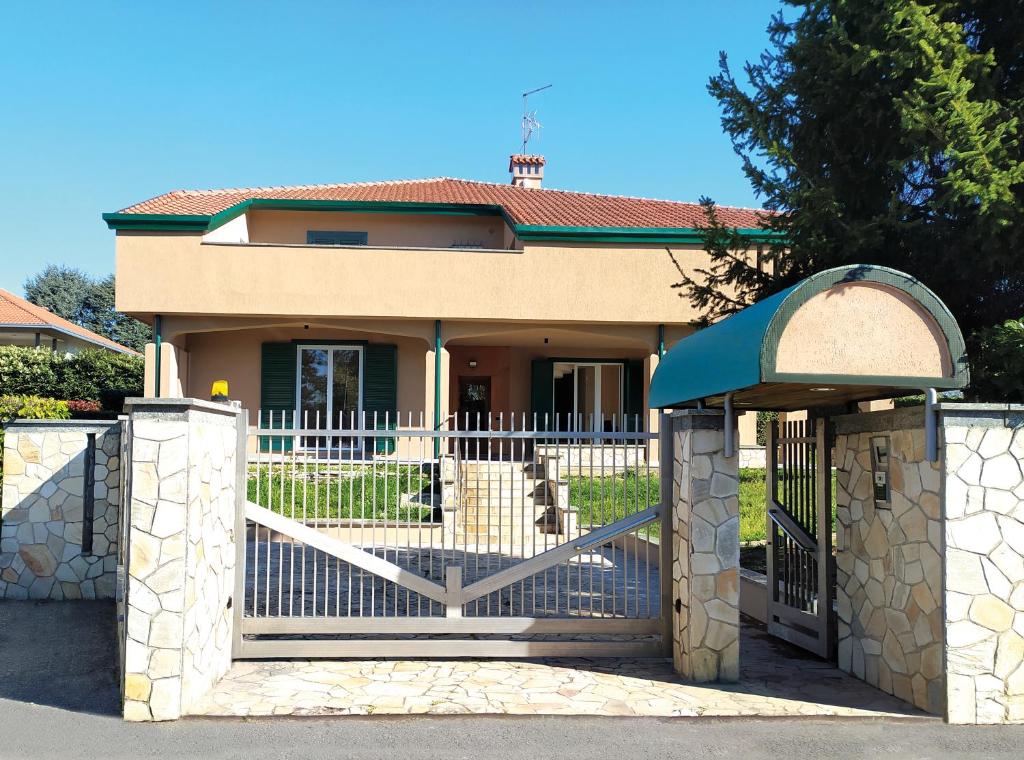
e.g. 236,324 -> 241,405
191,624 -> 927,720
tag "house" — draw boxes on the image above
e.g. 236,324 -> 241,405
0,288 -> 138,355
103,155 -> 775,449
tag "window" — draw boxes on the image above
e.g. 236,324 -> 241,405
552,362 -> 624,432
306,230 -> 369,246
296,345 -> 363,448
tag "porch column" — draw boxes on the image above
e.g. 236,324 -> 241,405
671,409 -> 740,682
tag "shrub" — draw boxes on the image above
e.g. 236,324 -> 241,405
755,411 -> 778,446
66,399 -> 101,413
0,345 -> 143,410
0,395 -> 71,421
968,318 -> 1024,403
0,395 -> 70,487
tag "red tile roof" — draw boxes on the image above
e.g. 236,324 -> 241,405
0,289 -> 139,354
117,177 -> 767,230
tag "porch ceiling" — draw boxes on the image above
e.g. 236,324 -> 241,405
444,325 -> 656,350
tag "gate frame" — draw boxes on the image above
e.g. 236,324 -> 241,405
230,419 -> 672,660
765,418 -> 836,660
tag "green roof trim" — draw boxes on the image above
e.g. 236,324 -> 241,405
514,225 -> 782,245
650,265 -> 969,410
104,198 -> 508,233
103,198 -> 777,243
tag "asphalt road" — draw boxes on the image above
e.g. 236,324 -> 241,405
1,600 -> 1022,759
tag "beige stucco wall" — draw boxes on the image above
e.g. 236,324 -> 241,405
114,232 -> 706,325
774,282 -> 951,378
181,326 -> 432,423
246,210 -> 507,250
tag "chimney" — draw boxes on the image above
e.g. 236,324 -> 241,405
509,154 -> 545,188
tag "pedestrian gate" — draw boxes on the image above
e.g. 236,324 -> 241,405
233,413 -> 671,659
765,419 -> 836,659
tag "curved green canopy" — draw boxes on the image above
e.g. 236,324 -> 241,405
650,265 -> 969,411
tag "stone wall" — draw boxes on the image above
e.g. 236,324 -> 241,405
738,445 -> 767,469
835,405 -> 1024,724
1,420 -> 122,600
940,405 -> 1024,725
122,399 -> 242,722
834,409 -> 943,714
670,410 -> 740,682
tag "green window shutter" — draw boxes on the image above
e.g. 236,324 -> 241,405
530,359 -> 554,430
624,359 -> 645,432
260,342 -> 297,451
363,343 -> 397,453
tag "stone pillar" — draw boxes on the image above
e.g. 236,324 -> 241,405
835,404 -> 1024,724
122,399 -> 243,722
1,420 -> 122,600
670,409 -> 740,682
940,405 -> 1024,725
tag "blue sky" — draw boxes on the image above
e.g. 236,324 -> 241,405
0,1 -> 779,293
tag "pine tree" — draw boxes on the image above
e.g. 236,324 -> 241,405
676,0 -> 1024,363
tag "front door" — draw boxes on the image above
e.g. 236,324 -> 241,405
458,376 -> 491,457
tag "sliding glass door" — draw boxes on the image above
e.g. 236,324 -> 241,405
297,345 -> 363,448
552,361 -> 623,432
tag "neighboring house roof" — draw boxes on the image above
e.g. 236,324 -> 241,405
0,289 -> 139,355
104,177 -> 778,243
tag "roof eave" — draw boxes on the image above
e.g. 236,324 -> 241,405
0,323 -> 138,355
515,225 -> 782,245
103,199 -> 778,240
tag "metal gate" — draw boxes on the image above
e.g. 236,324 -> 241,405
233,412 -> 671,658
765,418 -> 836,659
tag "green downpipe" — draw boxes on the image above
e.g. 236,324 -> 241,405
153,314 -> 163,398
434,319 -> 441,458
657,323 -> 665,358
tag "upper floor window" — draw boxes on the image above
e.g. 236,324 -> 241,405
307,230 -> 369,246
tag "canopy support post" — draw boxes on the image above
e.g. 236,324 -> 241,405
724,392 -> 735,458
923,387 -> 938,462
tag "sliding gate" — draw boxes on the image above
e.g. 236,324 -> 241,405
765,418 -> 836,659
234,413 -> 670,658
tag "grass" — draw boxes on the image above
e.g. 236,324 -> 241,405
248,464 -> 833,554
739,468 -> 767,543
247,464 -> 433,522
568,470 -> 662,535
566,468 -> 767,541
568,467 -> 834,548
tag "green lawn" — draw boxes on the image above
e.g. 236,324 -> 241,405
739,468 -> 768,543
568,467 -> 827,545
247,464 -> 433,522
568,470 -> 662,535
567,467 -> 768,541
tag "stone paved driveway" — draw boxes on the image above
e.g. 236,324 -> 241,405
193,621 -> 931,719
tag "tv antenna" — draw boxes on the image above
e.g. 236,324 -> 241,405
521,84 -> 552,153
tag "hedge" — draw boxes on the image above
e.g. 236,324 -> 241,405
0,345 -> 143,411
0,395 -> 70,487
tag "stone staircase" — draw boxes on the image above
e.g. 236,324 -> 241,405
454,461 -> 574,546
